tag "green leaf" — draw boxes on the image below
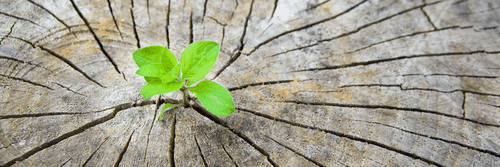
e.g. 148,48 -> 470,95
159,103 -> 181,121
161,64 -> 181,84
189,80 -> 235,116
136,63 -> 166,78
133,46 -> 175,68
140,80 -> 183,99
144,77 -> 160,83
180,41 -> 219,86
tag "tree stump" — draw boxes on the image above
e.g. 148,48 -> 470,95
1,0 -> 500,166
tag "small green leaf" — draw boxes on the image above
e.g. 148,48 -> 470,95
161,64 -> 181,84
159,103 -> 181,121
133,46 -> 175,68
189,80 -> 235,116
180,41 -> 219,86
136,63 -> 166,78
140,80 -> 183,99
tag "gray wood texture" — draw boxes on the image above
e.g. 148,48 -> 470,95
1,0 -> 500,166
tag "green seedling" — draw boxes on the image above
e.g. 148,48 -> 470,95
132,41 -> 235,120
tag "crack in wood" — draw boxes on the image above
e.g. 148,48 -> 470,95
54,83 -> 85,96
264,135 -> 326,167
166,0 -> 171,48
194,135 -> 208,167
227,79 -> 296,91
202,0 -> 209,22
420,7 -> 437,30
69,0 -> 122,74
130,7 -> 141,49
189,11 -> 194,44
293,50 -> 500,72
269,1 -> 447,58
280,100 -> 500,128
302,0 -> 331,12
213,0 -> 255,79
402,73 -> 498,79
268,0 -> 279,22
38,45 -> 106,88
218,140 -> 239,167
462,92 -> 467,119
0,74 -> 53,90
0,20 -> 16,45
351,119 -> 500,159
82,137 -> 109,167
26,0 -> 77,39
169,111 -> 177,167
0,99 -> 155,167
191,103 -> 279,167
236,107 -> 444,167
114,131 -> 135,167
0,11 -> 48,30
144,95 -> 162,162
244,0 -> 368,56
107,0 -> 124,40
59,158 -> 71,167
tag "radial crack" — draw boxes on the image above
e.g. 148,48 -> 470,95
219,141 -> 239,167
403,73 -> 497,79
169,111 -> 177,167
213,0 -> 255,79
244,0 -> 368,56
194,135 -> 208,167
189,11 -> 194,44
280,100 -> 500,128
202,0 -> 208,22
144,95 -> 162,162
0,99 -> 155,167
69,0 -> 122,74
268,0 -> 278,21
302,0 -> 331,12
351,119 -> 500,159
107,0 -> 124,40
294,50 -> 500,72
130,8 -> 141,48
0,74 -> 53,90
115,131 -> 135,167
26,0 -> 77,38
264,135 -> 325,167
228,79 -> 296,91
462,92 -> 467,119
236,107 -> 444,167
0,12 -> 47,29
420,7 -> 437,30
55,83 -> 85,96
191,104 -> 279,167
0,21 -> 16,44
38,45 -> 106,88
82,137 -> 109,167
166,0 -> 171,48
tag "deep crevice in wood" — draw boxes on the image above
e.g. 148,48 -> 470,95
269,0 -> 279,22
228,79 -> 296,91
189,11 -> 194,44
194,135 -> 209,167
0,99 -> 155,167
213,0 -> 255,79
107,0 -> 124,40
69,0 -> 122,75
115,131 -> 135,167
420,7 -> 437,30
144,95 -> 162,162
130,8 -> 141,49
166,0 -> 171,48
169,111 -> 177,167
191,103 -> 279,167
236,107 -> 444,167
264,135 -> 326,167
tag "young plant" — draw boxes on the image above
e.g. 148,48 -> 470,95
132,41 -> 235,120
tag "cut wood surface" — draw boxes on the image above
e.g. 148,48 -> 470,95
1,0 -> 500,166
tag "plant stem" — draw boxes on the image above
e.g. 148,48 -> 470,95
181,79 -> 189,107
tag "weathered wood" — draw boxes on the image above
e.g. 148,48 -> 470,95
1,0 -> 500,166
